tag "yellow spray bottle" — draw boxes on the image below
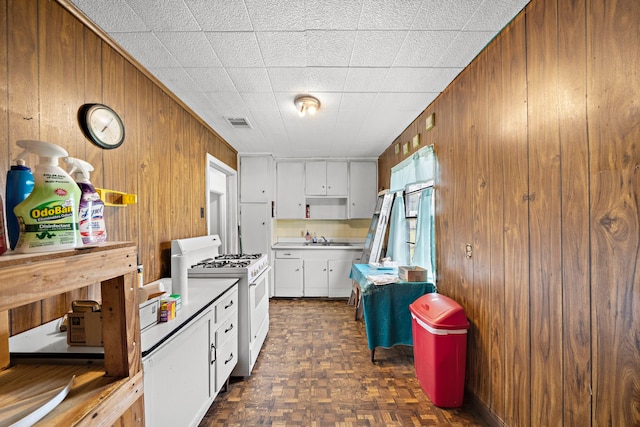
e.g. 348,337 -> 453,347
13,140 -> 82,253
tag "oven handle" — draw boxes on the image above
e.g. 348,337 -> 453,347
249,265 -> 272,287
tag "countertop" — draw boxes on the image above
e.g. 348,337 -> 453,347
272,240 -> 364,250
9,278 -> 239,359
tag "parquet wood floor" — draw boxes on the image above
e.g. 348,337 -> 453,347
200,298 -> 486,426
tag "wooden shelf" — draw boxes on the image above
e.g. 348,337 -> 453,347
0,242 -> 144,426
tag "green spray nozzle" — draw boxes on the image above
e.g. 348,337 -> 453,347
65,157 -> 94,181
16,140 -> 69,166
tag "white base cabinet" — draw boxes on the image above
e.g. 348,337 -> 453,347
274,255 -> 304,297
143,285 -> 238,427
274,249 -> 359,298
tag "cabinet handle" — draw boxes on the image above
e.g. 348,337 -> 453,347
211,343 -> 216,365
225,353 -> 234,364
261,190 -> 265,193
323,268 -> 327,272
225,323 -> 234,333
295,268 -> 300,272
225,300 -> 234,309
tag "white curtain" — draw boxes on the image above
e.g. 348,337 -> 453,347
390,145 -> 435,192
385,193 -> 408,265
411,188 -> 435,281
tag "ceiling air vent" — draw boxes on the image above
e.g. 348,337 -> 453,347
225,117 -> 252,129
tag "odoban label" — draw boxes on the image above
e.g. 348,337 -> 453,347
29,199 -> 75,222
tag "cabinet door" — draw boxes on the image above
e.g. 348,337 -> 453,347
305,161 -> 327,195
303,259 -> 328,297
274,258 -> 303,297
240,203 -> 269,254
240,156 -> 269,203
326,161 -> 348,196
276,162 -> 305,218
328,259 -> 354,298
349,161 -> 377,219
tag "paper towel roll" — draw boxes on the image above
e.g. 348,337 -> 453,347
171,254 -> 188,304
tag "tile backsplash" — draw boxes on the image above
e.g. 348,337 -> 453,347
274,219 -> 370,240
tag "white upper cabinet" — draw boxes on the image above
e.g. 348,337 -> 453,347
305,161 -> 348,196
349,161 -> 378,219
276,162 -> 305,219
240,156 -> 270,203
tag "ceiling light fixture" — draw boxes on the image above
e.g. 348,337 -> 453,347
294,95 -> 320,117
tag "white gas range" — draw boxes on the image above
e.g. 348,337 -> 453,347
171,235 -> 270,377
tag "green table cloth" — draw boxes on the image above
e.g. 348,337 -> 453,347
350,264 -> 436,356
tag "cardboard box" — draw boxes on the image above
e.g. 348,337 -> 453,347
67,311 -> 103,346
139,296 -> 160,331
159,299 -> 176,322
399,266 -> 428,282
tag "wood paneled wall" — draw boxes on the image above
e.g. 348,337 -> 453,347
0,0 -> 237,334
378,0 -> 640,425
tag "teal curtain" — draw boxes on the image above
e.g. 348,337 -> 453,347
411,188 -> 436,282
390,145 -> 435,192
385,193 -> 409,265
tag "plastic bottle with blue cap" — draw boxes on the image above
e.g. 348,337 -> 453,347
5,150 -> 35,250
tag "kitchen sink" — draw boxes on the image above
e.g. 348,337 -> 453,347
303,241 -> 353,247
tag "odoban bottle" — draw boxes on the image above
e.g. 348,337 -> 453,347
13,140 -> 82,253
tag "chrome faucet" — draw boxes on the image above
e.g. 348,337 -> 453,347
320,236 -> 328,243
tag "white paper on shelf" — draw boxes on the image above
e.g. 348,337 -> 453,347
7,375 -> 75,427
366,274 -> 399,286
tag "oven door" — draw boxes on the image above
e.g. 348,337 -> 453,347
249,266 -> 271,341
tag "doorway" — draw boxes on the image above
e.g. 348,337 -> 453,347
206,153 -> 238,254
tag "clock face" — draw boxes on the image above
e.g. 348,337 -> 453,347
80,104 -> 125,149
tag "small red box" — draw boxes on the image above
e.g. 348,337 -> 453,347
409,293 -> 469,407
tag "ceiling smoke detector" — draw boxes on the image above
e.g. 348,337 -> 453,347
294,95 -> 320,117
226,117 -> 252,129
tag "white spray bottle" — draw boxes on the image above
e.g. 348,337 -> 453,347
13,140 -> 82,253
65,157 -> 107,244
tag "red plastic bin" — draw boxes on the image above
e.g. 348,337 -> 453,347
409,293 -> 470,407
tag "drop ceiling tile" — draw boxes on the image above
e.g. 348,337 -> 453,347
373,92 -> 436,111
240,92 -> 279,110
226,68 -> 272,92
71,0 -> 148,32
394,31 -> 458,67
110,33 -> 180,68
257,32 -> 306,67
148,67 -> 200,94
205,32 -> 264,67
343,68 -> 389,92
349,31 -> 406,67
185,0 -> 252,31
305,0 -> 363,30
124,0 -> 200,31
306,31 -> 356,67
339,93 -> 377,112
358,0 -> 422,30
244,0 -> 305,30
437,31 -> 495,68
155,32 -> 222,67
465,0 -> 530,31
306,67 -> 348,92
382,67 -> 463,92
203,91 -> 247,116
187,68 -> 236,92
267,68 -> 308,92
412,0 -> 484,30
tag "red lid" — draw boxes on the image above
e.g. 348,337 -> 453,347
409,293 -> 469,330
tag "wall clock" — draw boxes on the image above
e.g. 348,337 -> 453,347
78,103 -> 125,149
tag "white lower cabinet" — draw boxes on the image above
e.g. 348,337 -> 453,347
328,258 -> 354,298
274,249 -> 358,298
274,254 -> 304,297
304,259 -> 328,296
143,286 -> 238,427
